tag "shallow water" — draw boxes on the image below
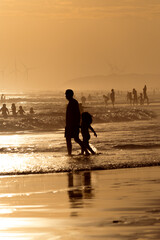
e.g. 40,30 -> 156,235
0,92 -> 160,174
0,117 -> 159,175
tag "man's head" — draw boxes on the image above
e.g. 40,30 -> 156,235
65,89 -> 74,101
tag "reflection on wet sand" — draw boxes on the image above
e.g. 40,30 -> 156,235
68,171 -> 94,215
0,168 -> 160,239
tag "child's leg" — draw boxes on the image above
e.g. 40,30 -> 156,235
86,142 -> 96,154
83,139 -> 90,155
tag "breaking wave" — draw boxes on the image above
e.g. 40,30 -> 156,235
113,143 -> 160,149
0,107 -> 156,132
0,153 -> 159,176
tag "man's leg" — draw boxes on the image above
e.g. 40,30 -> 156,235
74,136 -> 90,155
74,136 -> 86,154
74,136 -> 83,149
66,137 -> 72,156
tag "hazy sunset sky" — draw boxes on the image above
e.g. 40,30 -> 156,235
0,0 -> 160,91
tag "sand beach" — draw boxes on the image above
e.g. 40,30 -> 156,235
0,167 -> 160,239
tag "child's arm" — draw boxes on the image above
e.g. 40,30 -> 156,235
89,125 -> 97,137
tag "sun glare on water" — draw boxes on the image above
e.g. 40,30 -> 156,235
0,134 -> 23,147
0,134 -> 32,173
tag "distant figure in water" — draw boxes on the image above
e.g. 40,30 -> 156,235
88,94 -> 92,101
138,93 -> 144,105
81,112 -> 97,155
11,103 -> 17,116
65,89 -> 87,156
103,94 -> 109,106
143,85 -> 149,105
132,88 -> 138,105
110,89 -> 115,107
29,107 -> 35,115
1,94 -> 6,103
127,92 -> 132,105
0,104 -> 9,118
18,106 -> 25,115
81,96 -> 86,105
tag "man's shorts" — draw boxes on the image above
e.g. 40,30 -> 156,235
65,126 -> 80,138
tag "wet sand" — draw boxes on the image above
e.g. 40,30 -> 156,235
0,167 -> 160,239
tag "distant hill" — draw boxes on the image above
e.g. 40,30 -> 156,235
63,73 -> 160,91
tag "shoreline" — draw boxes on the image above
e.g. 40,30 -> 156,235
0,160 -> 160,177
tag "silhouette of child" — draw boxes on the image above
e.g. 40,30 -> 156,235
0,104 -> 9,118
81,112 -> 97,155
18,106 -> 25,115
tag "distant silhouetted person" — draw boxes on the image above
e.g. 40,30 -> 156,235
138,93 -> 144,105
1,94 -> 5,103
81,112 -> 97,155
88,94 -> 92,101
143,85 -> 149,104
132,88 -> 138,105
29,107 -> 35,115
11,103 -> 17,116
0,104 -> 9,118
110,89 -> 115,107
127,92 -> 132,105
81,96 -> 86,105
65,89 -> 85,156
18,106 -> 25,115
103,94 -> 109,106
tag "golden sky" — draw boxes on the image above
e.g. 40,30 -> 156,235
0,0 -> 160,91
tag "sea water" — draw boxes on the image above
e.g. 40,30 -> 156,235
0,91 -> 159,175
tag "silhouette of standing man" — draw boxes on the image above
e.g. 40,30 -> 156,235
65,89 -> 84,156
110,89 -> 115,107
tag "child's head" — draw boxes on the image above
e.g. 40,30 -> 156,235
82,112 -> 92,124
